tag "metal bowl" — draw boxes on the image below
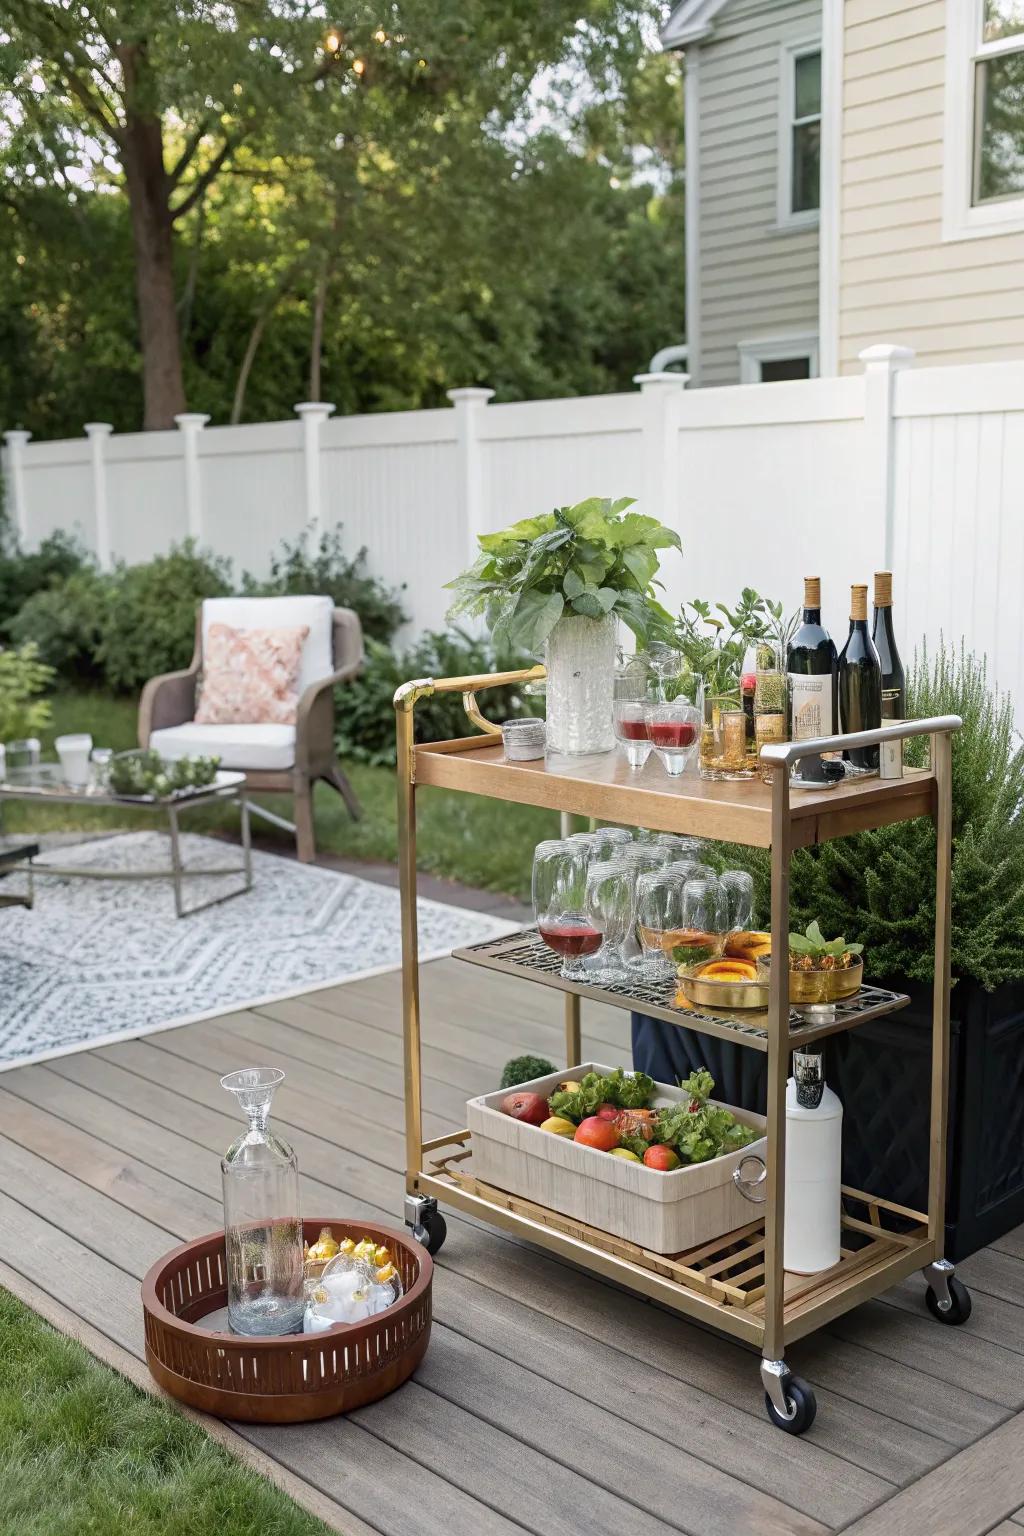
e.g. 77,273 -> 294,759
755,954 -> 863,1006
676,958 -> 770,1011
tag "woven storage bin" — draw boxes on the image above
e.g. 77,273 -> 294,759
468,1063 -> 766,1255
142,1219 -> 431,1423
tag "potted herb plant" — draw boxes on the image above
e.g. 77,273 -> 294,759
445,497 -> 680,753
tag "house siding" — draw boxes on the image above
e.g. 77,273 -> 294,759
838,0 -> 1024,372
695,0 -> 821,386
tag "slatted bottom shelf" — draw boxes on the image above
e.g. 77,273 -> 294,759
452,928 -> 909,1049
426,1133 -> 929,1321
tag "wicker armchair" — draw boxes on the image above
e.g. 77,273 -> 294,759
138,595 -> 363,862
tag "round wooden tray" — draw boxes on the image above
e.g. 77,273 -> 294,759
142,1218 -> 432,1423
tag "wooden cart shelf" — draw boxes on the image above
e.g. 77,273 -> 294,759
453,926 -> 910,1051
414,736 -> 935,849
415,1132 -> 932,1349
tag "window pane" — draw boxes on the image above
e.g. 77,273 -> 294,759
792,119 -> 821,211
974,52 -> 1024,203
984,1 -> 1024,43
761,357 -> 812,383
794,51 -> 821,118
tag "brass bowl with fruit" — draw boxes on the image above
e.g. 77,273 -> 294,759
676,956 -> 770,1011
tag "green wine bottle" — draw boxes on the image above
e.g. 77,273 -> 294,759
787,576 -> 837,784
872,571 -> 906,719
839,583 -> 882,773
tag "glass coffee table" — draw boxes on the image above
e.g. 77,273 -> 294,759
0,766 -> 252,918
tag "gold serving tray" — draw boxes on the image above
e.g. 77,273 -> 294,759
677,959 -> 770,1011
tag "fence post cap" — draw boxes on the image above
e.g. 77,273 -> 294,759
84,421 -> 114,437
293,401 -> 336,419
446,387 -> 495,405
174,413 -> 211,430
3,428 -> 32,445
858,344 -> 915,369
633,371 -> 690,389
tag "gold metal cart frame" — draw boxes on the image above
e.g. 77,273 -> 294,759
394,667 -> 964,1431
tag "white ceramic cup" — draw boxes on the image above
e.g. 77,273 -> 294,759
55,733 -> 94,788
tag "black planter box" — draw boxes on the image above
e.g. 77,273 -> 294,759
631,977 -> 1024,1261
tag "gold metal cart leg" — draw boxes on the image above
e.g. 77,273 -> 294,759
564,993 -> 581,1067
396,706 -> 424,1186
763,765 -> 792,1365
928,730 -> 953,1252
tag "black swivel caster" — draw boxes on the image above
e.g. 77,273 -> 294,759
761,1360 -> 817,1435
924,1259 -> 972,1325
404,1194 -> 447,1256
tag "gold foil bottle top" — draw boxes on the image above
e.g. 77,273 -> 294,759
804,577 -> 821,608
874,571 -> 893,607
850,584 -> 868,622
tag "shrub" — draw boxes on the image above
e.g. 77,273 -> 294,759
244,527 -> 408,645
336,627 -> 540,767
501,1056 -> 556,1088
0,530 -> 88,641
0,642 -> 53,740
9,565 -> 113,683
97,541 -> 232,693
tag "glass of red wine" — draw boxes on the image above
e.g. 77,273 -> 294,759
644,702 -> 700,777
612,700 -> 652,770
532,839 -> 599,980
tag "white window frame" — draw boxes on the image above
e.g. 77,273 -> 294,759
777,39 -> 822,230
943,0 -> 1024,241
738,332 -> 820,384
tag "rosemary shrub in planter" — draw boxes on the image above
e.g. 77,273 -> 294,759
446,497 -> 680,753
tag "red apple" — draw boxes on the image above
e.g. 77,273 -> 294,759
643,1144 -> 681,1171
574,1116 -> 620,1152
595,1103 -> 620,1122
501,1091 -> 549,1127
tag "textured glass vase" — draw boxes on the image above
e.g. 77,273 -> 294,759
544,613 -> 617,755
220,1067 -> 305,1336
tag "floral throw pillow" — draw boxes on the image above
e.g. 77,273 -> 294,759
196,622 -> 310,726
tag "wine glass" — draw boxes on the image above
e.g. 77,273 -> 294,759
670,876 -> 728,969
653,833 -> 704,859
645,702 -> 700,776
612,700 -> 651,770
532,839 -> 597,980
720,869 -> 755,932
585,859 -> 636,984
591,826 -> 633,860
647,646 -> 686,703
632,871 -> 684,981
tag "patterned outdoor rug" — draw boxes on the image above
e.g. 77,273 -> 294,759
0,831 -> 515,1071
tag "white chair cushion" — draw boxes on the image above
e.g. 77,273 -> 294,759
201,595 -> 333,693
150,722 -> 296,772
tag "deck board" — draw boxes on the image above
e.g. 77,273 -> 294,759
0,956 -> 1022,1536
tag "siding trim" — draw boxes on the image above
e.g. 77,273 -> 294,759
819,0 -> 843,374
685,46 -> 703,384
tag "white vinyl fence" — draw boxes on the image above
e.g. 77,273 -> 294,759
5,347 -> 1024,711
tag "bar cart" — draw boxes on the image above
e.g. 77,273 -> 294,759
395,667 -> 969,1434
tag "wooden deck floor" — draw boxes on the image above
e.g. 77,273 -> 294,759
1,958 -> 1023,1536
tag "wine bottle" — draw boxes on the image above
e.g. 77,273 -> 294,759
838,584 -> 882,773
872,571 -> 906,719
787,577 -> 837,783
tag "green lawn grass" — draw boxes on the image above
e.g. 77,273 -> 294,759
0,1289 -> 329,1536
6,692 -> 558,900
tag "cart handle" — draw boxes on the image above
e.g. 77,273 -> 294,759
759,713 -> 962,766
733,1154 -> 768,1204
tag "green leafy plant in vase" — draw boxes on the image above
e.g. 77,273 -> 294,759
445,496 -> 681,754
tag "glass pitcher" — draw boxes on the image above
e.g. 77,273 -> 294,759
220,1067 -> 305,1336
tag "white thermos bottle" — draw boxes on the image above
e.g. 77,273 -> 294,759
784,1051 -> 843,1274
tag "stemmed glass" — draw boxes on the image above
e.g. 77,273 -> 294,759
720,869 -> 755,932
612,700 -> 651,769
670,876 -> 728,969
647,646 -> 685,703
532,839 -> 598,980
632,871 -> 684,981
591,826 -> 633,860
585,859 -> 636,984
653,833 -> 704,860
645,702 -> 700,776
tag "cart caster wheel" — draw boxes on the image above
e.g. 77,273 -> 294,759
406,1195 -> 447,1256
764,1377 -> 817,1435
926,1276 -> 972,1326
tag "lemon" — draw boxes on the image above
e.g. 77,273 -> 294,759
540,1116 -> 576,1137
609,1147 -> 641,1162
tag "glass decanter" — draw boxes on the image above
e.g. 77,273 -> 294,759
220,1067 -> 305,1336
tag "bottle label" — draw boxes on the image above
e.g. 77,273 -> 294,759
881,686 -> 900,720
789,674 -> 834,740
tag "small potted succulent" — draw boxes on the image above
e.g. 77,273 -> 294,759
445,497 -> 680,754
756,920 -> 864,1007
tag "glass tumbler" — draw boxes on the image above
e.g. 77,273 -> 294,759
220,1067 -> 305,1336
720,868 -> 755,932
613,700 -> 651,770
645,702 -> 700,776
632,871 -> 684,981
532,839 -> 597,980
671,876 -> 728,969
585,859 -> 636,984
